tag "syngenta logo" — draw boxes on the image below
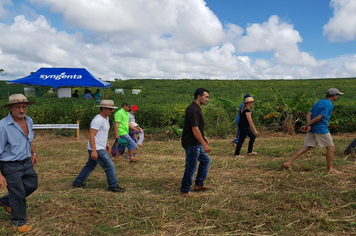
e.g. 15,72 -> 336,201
40,72 -> 82,80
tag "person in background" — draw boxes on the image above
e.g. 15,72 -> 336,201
231,94 -> 252,148
84,87 -> 89,95
129,105 -> 144,143
85,90 -> 93,99
282,88 -> 343,174
72,90 -> 79,98
234,96 -> 258,158
72,100 -> 125,192
48,88 -> 54,93
114,102 -> 139,163
180,88 -> 212,197
93,89 -> 102,103
0,94 -> 38,233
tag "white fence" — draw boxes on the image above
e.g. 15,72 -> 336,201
33,121 -> 80,141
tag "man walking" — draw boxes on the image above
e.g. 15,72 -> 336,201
0,94 -> 38,232
180,88 -> 212,197
282,88 -> 343,174
72,100 -> 125,192
114,102 -> 139,163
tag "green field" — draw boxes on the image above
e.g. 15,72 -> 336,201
1,78 -> 355,136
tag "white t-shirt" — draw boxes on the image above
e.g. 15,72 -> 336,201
129,113 -> 135,123
87,114 -> 110,150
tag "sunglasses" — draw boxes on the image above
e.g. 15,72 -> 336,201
104,107 -> 114,111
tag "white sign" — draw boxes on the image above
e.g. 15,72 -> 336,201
24,87 -> 36,97
57,88 -> 71,98
132,89 -> 141,94
115,89 -> 124,94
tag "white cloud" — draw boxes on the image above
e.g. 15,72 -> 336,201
234,15 -> 325,67
323,0 -> 356,42
0,0 -> 12,19
0,0 -> 355,81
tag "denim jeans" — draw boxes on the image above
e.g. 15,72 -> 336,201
117,134 -> 137,152
73,149 -> 118,188
346,138 -> 356,151
232,128 -> 241,144
0,158 -> 38,226
180,145 -> 211,193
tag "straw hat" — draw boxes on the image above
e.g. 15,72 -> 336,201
95,100 -> 118,109
244,97 -> 255,103
2,94 -> 35,108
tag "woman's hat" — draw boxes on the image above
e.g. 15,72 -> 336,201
2,94 -> 36,108
131,105 -> 140,111
244,97 -> 255,103
96,100 -> 118,109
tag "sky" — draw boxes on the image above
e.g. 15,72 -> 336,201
0,0 -> 355,81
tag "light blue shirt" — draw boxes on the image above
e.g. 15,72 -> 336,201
309,98 -> 333,134
0,113 -> 34,161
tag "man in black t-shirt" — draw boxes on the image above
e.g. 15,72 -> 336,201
180,88 -> 212,197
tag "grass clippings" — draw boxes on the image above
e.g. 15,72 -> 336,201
1,131 -> 356,235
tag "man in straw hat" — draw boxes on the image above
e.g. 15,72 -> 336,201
283,88 -> 343,174
0,94 -> 38,232
72,100 -> 125,192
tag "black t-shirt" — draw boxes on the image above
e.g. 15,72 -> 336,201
181,102 -> 205,147
238,108 -> 251,130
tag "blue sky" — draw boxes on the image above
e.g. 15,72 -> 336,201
0,0 -> 355,80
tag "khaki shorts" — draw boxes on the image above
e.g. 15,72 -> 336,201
304,132 -> 334,147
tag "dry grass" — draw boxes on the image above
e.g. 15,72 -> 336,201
1,131 -> 356,235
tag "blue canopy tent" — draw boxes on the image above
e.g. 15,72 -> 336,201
7,68 -> 111,89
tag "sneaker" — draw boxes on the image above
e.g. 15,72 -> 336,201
72,183 -> 86,188
180,191 -> 194,197
344,150 -> 353,155
108,185 -> 126,192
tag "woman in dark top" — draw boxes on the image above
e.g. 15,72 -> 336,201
234,96 -> 258,157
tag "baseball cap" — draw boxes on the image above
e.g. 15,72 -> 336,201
326,88 -> 343,96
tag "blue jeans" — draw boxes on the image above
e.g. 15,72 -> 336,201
180,145 -> 211,193
232,128 -> 241,144
117,134 -> 137,152
73,149 -> 118,188
0,158 -> 38,226
346,138 -> 356,151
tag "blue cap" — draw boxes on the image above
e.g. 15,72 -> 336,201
244,94 -> 252,99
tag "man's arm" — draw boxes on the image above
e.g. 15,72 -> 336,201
88,128 -> 99,160
114,122 -> 120,139
301,112 -> 323,132
30,145 -> 38,166
192,126 -> 210,153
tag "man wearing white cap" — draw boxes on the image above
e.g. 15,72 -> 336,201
0,94 -> 38,232
72,100 -> 125,192
283,88 -> 343,174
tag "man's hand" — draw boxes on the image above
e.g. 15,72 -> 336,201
0,174 -> 7,189
204,137 -> 210,144
300,125 -> 311,133
91,150 -> 98,160
106,144 -> 111,153
32,154 -> 39,166
203,143 -> 211,153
